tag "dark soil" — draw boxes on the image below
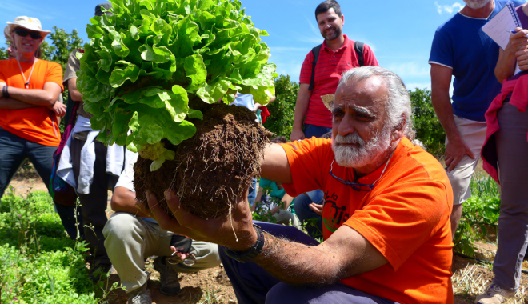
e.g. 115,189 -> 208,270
134,102 -> 271,219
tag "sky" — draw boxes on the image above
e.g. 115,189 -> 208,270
0,0 -> 469,91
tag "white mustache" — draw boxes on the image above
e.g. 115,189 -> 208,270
333,133 -> 364,145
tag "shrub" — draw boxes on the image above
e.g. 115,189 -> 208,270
409,88 -> 446,158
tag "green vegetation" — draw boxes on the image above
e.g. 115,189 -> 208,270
409,88 -> 446,158
454,175 -> 500,257
263,74 -> 298,138
0,190 -> 98,304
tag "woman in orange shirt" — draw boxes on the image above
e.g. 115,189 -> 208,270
0,16 -> 68,218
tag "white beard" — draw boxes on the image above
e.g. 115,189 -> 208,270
464,0 -> 490,9
332,128 -> 391,168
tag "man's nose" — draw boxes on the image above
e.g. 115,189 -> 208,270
336,117 -> 355,136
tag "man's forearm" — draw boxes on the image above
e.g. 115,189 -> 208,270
292,86 -> 311,130
252,233 -> 340,285
431,90 -> 460,142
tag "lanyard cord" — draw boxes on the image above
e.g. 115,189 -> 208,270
16,58 -> 36,89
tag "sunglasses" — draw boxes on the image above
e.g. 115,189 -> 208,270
14,28 -> 42,39
329,164 -> 375,191
328,154 -> 393,191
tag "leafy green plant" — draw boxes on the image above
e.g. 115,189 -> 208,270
0,191 -> 97,304
77,0 -> 276,170
454,176 -> 500,256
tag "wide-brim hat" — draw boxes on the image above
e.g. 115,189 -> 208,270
6,16 -> 50,37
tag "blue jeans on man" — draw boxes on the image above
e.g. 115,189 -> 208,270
293,190 -> 324,238
219,222 -> 397,304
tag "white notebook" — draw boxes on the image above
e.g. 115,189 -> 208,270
482,2 -> 521,50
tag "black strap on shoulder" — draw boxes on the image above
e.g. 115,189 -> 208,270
308,41 -> 365,91
308,44 -> 322,91
354,41 -> 364,67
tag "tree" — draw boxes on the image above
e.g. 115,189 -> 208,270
409,88 -> 446,158
0,47 -> 7,60
39,27 -> 83,70
264,74 -> 298,138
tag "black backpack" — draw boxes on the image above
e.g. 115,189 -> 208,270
308,41 -> 364,90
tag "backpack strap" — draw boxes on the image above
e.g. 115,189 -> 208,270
309,41 -> 365,91
308,44 -> 322,91
354,41 -> 364,67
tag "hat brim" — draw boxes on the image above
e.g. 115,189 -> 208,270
6,23 -> 50,35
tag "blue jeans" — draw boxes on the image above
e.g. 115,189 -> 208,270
219,222 -> 397,304
0,128 -> 78,236
304,124 -> 331,139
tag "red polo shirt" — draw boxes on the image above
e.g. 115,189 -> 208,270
299,35 -> 378,128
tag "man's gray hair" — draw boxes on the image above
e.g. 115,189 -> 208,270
337,66 -> 415,140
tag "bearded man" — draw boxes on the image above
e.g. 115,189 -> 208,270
289,0 -> 378,239
147,66 -> 454,304
429,0 -> 525,246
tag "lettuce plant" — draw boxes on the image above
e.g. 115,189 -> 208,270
77,0 -> 276,169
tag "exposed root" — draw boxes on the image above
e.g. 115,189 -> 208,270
134,103 -> 272,219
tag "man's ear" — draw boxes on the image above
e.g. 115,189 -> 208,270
392,114 -> 407,141
392,129 -> 402,141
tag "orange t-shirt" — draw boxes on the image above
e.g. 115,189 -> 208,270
0,58 -> 63,146
281,137 -> 454,304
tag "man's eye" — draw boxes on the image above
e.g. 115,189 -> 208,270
356,114 -> 374,122
332,109 -> 343,117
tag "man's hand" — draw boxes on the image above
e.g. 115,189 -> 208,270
445,137 -> 474,171
309,202 -> 323,216
290,128 -> 305,142
146,189 -> 257,251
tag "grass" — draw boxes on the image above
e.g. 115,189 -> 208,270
0,188 -> 99,304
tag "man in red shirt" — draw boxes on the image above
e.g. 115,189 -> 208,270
290,0 -> 379,239
147,66 -> 454,304
290,0 -> 378,142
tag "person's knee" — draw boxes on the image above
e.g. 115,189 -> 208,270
293,194 -> 311,214
103,213 -> 137,240
266,283 -> 313,304
190,241 -> 221,269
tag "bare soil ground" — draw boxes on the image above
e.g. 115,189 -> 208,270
7,170 -> 528,304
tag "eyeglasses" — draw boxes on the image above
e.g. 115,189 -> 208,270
14,28 -> 42,39
328,154 -> 392,191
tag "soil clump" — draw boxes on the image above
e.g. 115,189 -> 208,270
134,102 -> 271,219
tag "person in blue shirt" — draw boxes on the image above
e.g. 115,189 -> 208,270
429,0 -> 525,246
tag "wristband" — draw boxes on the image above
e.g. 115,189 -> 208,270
224,224 -> 265,263
2,86 -> 9,98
